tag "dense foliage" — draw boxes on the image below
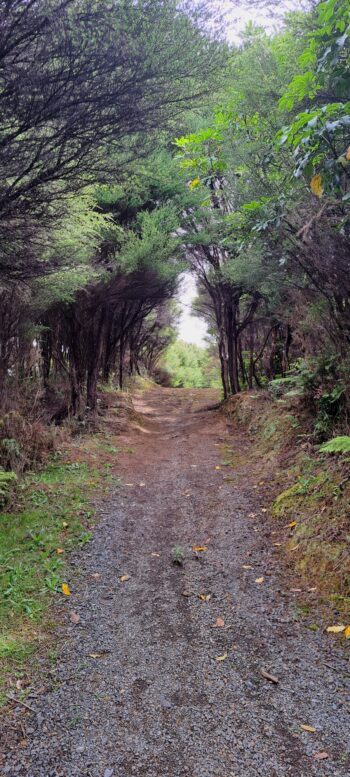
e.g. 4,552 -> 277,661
0,0 -> 349,467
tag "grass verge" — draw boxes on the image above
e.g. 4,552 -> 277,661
0,393 -> 125,704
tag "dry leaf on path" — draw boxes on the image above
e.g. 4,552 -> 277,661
198,594 -> 211,602
260,669 -> 279,684
255,577 -> 264,584
56,548 -> 64,554
215,466 -> 221,470
286,521 -> 297,529
213,617 -> 225,628
274,543 -> 282,547
192,545 -> 208,552
70,612 -> 80,624
88,652 -> 104,659
344,625 -> 350,638
61,583 -> 71,596
313,752 -> 329,760
300,724 -> 316,733
119,574 -> 131,583
216,652 -> 228,662
326,624 -> 345,633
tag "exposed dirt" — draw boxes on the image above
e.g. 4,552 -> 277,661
2,388 -> 349,777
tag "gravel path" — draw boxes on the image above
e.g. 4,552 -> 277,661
2,388 -> 349,777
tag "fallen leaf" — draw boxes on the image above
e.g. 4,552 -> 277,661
119,574 -> 131,583
300,724 -> 316,733
287,521 -> 297,529
88,652 -> 104,659
260,669 -> 279,684
213,617 -> 225,628
62,583 -> 71,596
242,564 -> 253,570
313,752 -> 329,760
192,545 -> 208,552
215,466 -> 221,470
216,652 -> 228,662
274,543 -> 282,547
70,611 -> 80,624
56,548 -> 64,554
255,577 -> 264,584
261,508 -> 268,514
198,593 -> 211,602
344,625 -> 350,638
326,624 -> 345,633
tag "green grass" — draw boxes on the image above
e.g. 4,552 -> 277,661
0,454 -> 113,702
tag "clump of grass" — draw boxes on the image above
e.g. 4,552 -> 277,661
172,545 -> 184,566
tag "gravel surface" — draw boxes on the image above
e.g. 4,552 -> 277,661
2,388 -> 349,777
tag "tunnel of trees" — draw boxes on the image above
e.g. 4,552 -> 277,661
0,0 -> 349,451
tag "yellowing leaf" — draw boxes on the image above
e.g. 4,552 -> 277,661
255,577 -> 264,584
119,574 -> 131,583
56,548 -> 64,555
326,624 -> 345,633
189,177 -> 201,190
344,625 -> 350,638
192,545 -> 208,552
216,652 -> 228,662
62,583 -> 71,596
300,724 -> 316,733
198,593 -> 211,602
287,521 -> 297,529
310,174 -> 323,198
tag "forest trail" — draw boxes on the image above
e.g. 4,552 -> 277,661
3,388 -> 349,777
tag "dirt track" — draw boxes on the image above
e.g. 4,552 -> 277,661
2,388 -> 349,776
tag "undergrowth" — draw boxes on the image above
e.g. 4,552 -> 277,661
225,390 -> 350,618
